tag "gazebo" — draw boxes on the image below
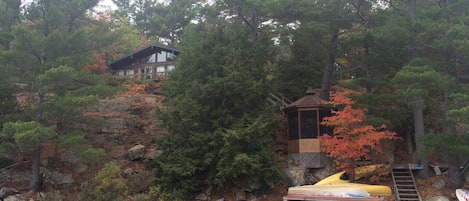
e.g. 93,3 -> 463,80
283,87 -> 331,168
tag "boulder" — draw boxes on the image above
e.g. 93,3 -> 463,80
0,188 -> 18,199
4,195 -> 21,201
234,188 -> 246,201
123,168 -> 138,178
432,180 -> 445,190
195,193 -> 208,200
41,167 -> 75,185
144,149 -> 163,160
284,166 -> 305,186
426,195 -> 449,201
126,144 -> 146,161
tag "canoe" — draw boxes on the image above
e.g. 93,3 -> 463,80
287,184 -> 370,198
317,182 -> 392,196
315,164 -> 388,185
313,166 -> 392,196
456,189 -> 469,201
314,171 -> 350,185
283,195 -> 385,201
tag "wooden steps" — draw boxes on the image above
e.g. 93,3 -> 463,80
392,165 -> 421,201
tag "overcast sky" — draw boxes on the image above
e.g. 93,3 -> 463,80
97,0 -> 117,10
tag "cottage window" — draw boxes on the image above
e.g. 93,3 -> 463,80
157,52 -> 167,62
287,111 -> 299,140
319,110 -> 332,135
300,111 -> 318,139
156,66 -> 165,72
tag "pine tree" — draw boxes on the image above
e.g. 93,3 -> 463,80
153,20 -> 282,195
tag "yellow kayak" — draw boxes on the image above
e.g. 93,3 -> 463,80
315,164 -> 389,185
312,164 -> 392,196
314,171 -> 350,185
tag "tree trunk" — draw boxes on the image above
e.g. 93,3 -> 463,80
408,0 -> 418,58
363,33 -> 372,93
405,128 -> 414,156
319,28 -> 339,100
29,143 -> 43,191
447,147 -> 462,189
30,88 -> 45,191
408,0 -> 416,17
444,91 -> 463,189
413,105 -> 428,178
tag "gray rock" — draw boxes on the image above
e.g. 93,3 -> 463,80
215,198 -> 225,201
426,195 -> 449,201
235,188 -> 246,201
4,195 -> 20,201
248,197 -> 259,201
126,144 -> 146,161
0,188 -> 19,199
73,163 -> 89,173
108,133 -> 127,144
194,193 -> 208,200
144,149 -> 163,160
123,168 -> 138,178
432,180 -> 445,189
284,166 -> 305,186
41,167 -> 75,185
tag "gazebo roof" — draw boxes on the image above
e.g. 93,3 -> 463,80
108,44 -> 181,70
283,88 -> 324,111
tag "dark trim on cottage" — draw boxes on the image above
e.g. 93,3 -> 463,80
109,44 -> 181,70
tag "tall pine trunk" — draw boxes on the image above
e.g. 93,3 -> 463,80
408,0 -> 418,58
446,125 -> 462,189
444,91 -> 463,189
413,105 -> 428,178
30,88 -> 45,191
30,143 -> 43,191
319,28 -> 339,100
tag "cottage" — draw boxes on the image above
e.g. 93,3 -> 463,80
108,44 -> 181,80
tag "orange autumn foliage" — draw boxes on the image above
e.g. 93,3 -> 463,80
122,83 -> 146,96
84,53 -> 107,74
319,88 -> 399,175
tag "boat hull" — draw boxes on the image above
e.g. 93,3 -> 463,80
288,184 -> 370,198
456,189 -> 469,201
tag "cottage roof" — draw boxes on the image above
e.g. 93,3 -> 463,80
283,88 -> 324,111
108,44 -> 181,70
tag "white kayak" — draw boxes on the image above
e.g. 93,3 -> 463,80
287,184 -> 370,198
456,189 -> 469,201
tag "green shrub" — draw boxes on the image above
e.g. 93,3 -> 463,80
79,148 -> 106,166
133,186 -> 184,201
81,162 -> 128,201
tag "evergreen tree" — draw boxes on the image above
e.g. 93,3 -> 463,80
391,58 -> 457,178
10,0 -> 100,81
145,0 -> 199,45
403,0 -> 469,186
2,121 -> 56,190
2,66 -> 119,191
0,0 -> 21,50
153,21 -> 282,195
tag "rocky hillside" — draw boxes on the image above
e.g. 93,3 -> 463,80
1,87 -> 169,200
1,87 -> 468,201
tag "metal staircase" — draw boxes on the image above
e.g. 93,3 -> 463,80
392,165 -> 422,201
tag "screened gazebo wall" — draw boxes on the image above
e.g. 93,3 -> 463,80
283,88 -> 331,168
